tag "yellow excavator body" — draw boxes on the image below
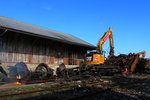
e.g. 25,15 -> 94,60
85,54 -> 105,64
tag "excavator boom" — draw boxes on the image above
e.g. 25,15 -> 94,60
96,28 -> 114,57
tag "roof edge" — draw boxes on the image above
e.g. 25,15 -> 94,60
0,26 -> 96,49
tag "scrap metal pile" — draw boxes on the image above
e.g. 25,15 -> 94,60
56,51 -> 148,79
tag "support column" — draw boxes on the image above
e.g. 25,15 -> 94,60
76,59 -> 80,65
50,56 -> 55,64
63,58 -> 68,65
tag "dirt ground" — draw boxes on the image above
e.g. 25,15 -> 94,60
0,68 -> 150,100
99,71 -> 150,100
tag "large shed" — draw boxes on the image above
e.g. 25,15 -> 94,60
0,16 -> 95,71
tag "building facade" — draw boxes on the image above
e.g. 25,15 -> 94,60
0,16 -> 95,72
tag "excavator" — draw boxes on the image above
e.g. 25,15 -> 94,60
84,28 -> 147,75
85,27 -> 114,65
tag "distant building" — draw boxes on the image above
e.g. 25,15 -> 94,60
0,16 -> 95,71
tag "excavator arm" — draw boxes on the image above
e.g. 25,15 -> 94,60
135,51 -> 146,59
122,51 -> 147,74
96,28 -> 114,57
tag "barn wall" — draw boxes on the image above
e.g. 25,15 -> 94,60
0,31 -> 86,67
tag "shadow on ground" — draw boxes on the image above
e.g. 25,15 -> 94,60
19,85 -> 150,100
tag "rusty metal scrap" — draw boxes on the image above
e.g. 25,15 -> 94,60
106,51 -> 148,74
56,51 -> 148,79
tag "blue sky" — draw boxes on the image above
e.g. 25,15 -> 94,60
0,0 -> 150,58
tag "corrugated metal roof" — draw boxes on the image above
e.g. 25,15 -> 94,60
0,16 -> 95,49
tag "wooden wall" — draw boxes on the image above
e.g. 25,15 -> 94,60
0,30 -> 87,65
